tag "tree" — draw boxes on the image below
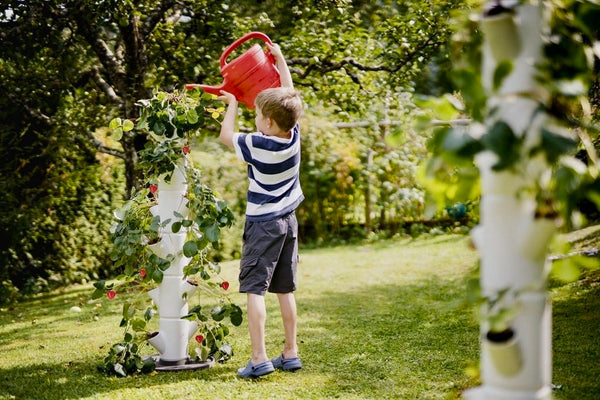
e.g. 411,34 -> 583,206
0,0 -> 468,300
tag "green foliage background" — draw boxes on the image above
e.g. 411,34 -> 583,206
3,0 -> 597,303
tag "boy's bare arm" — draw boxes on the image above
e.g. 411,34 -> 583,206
267,43 -> 293,89
216,90 -> 238,149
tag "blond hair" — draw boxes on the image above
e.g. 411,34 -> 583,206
255,87 -> 303,132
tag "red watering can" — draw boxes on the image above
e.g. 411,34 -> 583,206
186,32 -> 281,109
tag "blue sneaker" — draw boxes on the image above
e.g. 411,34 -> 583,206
271,354 -> 302,371
237,360 -> 275,378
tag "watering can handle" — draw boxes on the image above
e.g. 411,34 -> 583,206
219,32 -> 274,69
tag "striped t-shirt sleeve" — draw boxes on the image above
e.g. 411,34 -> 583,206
232,124 -> 304,221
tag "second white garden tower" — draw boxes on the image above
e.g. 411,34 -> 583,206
465,2 -> 554,399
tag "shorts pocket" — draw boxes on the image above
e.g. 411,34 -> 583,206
239,257 -> 259,281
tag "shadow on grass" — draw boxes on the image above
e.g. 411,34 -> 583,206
0,287 -> 117,349
0,358 -> 241,400
292,273 -> 481,399
552,273 -> 600,400
3,260 -> 597,399
1,272 -> 480,399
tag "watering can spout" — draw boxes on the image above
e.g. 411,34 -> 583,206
185,83 -> 225,96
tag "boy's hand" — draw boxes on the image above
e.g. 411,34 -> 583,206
217,90 -> 237,105
266,43 -> 293,88
217,90 -> 237,150
266,43 -> 284,62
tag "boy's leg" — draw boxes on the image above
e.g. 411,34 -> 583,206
277,292 -> 298,359
247,293 -> 269,365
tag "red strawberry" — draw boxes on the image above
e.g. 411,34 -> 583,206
195,334 -> 204,344
149,184 -> 158,195
183,145 -> 190,155
220,281 -> 229,290
106,290 -> 116,300
140,268 -> 146,278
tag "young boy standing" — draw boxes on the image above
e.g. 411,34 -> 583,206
217,43 -> 304,378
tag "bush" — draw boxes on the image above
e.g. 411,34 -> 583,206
0,126 -> 122,305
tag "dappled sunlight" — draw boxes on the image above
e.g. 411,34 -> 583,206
551,272 -> 600,399
2,236 -> 597,398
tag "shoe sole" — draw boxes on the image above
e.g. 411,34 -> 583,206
238,366 -> 275,378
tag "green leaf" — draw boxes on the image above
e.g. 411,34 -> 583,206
187,109 -> 199,124
183,241 -> 198,257
211,306 -> 226,321
441,127 -> 483,160
205,224 -> 220,243
414,95 -> 460,120
112,127 -> 124,141
451,68 -> 486,121
574,3 -> 600,39
149,216 -> 161,232
152,121 -> 166,136
131,318 -> 147,332
152,269 -> 163,284
230,305 -> 243,326
141,357 -> 156,373
481,121 -> 520,171
386,124 -> 407,148
493,60 -> 513,91
540,128 -> 577,164
122,119 -> 135,132
109,118 -> 121,130
572,254 -> 600,271
171,221 -> 182,233
123,302 -> 135,320
552,257 -> 581,282
145,307 -> 156,321
93,280 -> 106,290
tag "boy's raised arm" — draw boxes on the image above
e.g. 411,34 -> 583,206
217,90 -> 238,149
267,43 -> 293,89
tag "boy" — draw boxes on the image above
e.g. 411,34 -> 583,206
217,42 -> 303,378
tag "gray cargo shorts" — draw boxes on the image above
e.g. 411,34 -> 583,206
239,211 -> 299,296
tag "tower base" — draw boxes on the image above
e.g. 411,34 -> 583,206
145,355 -> 215,372
463,385 -> 552,400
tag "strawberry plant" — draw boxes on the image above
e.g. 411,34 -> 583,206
94,88 -> 240,377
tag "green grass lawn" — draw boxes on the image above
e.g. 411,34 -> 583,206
0,234 -> 598,399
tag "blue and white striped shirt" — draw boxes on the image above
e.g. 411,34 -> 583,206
232,124 -> 304,222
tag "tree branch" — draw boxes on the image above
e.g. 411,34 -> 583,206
91,67 -> 121,103
8,93 -> 52,126
288,36 -> 443,80
288,57 -> 397,75
8,91 -> 126,159
72,7 -> 126,92
85,131 -> 126,159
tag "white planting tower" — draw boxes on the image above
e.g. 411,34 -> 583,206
465,2 -> 554,399
145,151 -> 203,369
